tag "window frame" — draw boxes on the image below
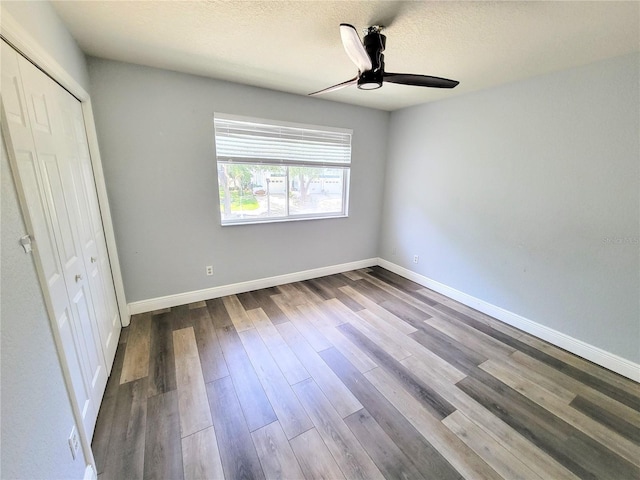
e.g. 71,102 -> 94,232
214,113 -> 352,226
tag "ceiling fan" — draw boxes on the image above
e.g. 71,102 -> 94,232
310,24 -> 459,96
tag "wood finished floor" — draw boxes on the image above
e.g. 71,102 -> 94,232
93,267 -> 640,480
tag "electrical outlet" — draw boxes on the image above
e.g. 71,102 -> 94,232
392,247 -> 397,256
413,255 -> 419,264
68,426 -> 80,460
206,265 -> 214,276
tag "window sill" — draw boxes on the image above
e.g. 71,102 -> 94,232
221,213 -> 348,226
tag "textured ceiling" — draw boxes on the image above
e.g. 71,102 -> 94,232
51,1 -> 639,111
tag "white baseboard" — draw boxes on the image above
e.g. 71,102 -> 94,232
127,256 -> 638,382
128,258 -> 378,315
378,258 -> 639,382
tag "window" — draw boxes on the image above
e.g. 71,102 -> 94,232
214,113 -> 352,225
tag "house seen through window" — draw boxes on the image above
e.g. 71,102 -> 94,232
214,114 -> 352,225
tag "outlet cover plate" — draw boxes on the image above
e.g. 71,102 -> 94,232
68,426 -> 80,460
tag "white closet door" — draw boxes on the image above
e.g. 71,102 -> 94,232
59,88 -> 120,369
1,41 -> 108,436
0,44 -> 95,432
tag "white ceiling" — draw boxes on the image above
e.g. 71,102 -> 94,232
51,1 -> 639,111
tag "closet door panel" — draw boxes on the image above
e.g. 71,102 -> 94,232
38,154 -> 80,270
39,151 -> 107,412
20,56 -> 109,403
58,304 -> 98,433
60,86 -> 120,367
14,151 -> 60,289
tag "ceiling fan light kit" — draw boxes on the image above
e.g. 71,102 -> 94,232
310,23 -> 459,96
358,71 -> 383,90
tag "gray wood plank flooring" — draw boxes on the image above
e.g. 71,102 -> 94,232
93,267 -> 640,479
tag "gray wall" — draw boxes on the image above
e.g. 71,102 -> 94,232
1,2 -> 90,477
87,58 -> 389,302
380,53 -> 640,363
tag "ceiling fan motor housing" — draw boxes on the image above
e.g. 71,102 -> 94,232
358,31 -> 386,90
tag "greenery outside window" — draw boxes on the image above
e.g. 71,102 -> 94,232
214,113 -> 352,225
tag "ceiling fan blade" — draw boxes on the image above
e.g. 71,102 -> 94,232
383,72 -> 459,89
308,76 -> 358,96
340,23 -> 373,73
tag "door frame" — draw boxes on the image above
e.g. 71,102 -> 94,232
1,10 -> 129,477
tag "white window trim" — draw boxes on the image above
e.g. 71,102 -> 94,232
214,113 -> 352,226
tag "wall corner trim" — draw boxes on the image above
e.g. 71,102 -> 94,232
127,258 -> 378,315
377,258 -> 640,382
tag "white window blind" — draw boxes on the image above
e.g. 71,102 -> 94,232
214,113 -> 351,225
214,114 -> 352,167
